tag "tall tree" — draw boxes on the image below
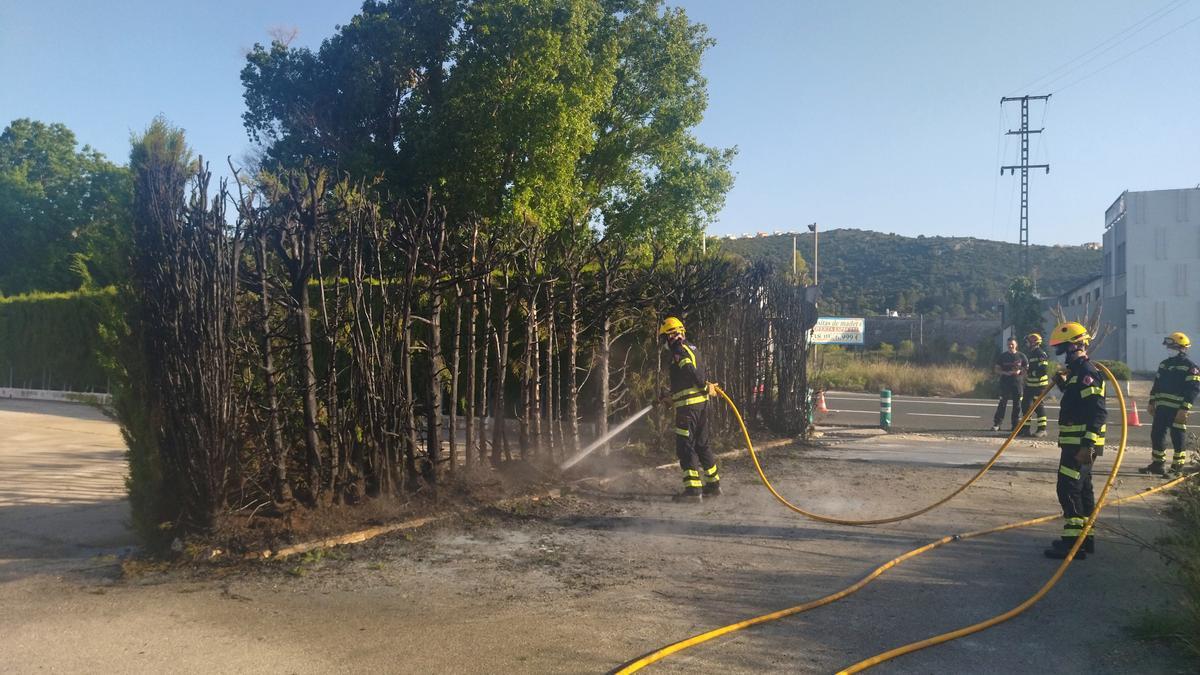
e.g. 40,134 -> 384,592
0,119 -> 131,294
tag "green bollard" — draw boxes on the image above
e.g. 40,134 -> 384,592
806,387 -> 814,426
880,388 -> 892,431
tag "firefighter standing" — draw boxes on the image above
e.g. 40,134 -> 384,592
659,317 -> 720,502
992,337 -> 1028,432
1021,333 -> 1050,437
1139,332 -> 1200,477
1044,321 -> 1106,560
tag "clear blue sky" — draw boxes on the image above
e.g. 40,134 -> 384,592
3,1 -> 1198,245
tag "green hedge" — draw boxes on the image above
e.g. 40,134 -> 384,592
0,288 -> 114,391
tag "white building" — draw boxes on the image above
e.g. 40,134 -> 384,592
1101,187 -> 1200,372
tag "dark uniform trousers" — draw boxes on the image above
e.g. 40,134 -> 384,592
676,402 -> 718,489
1149,405 -> 1187,467
1056,447 -> 1095,546
1021,388 -> 1047,434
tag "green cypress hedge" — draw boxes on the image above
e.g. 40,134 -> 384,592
0,288 -> 114,391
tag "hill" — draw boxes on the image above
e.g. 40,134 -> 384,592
716,229 -> 1101,317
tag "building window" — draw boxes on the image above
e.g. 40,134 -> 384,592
1116,243 -> 1126,275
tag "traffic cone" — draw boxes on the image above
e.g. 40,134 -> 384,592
816,389 -> 829,414
1127,400 -> 1141,427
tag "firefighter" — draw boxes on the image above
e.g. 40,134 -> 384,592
1021,333 -> 1050,437
659,316 -> 720,502
1044,321 -> 1106,560
1139,332 -> 1200,477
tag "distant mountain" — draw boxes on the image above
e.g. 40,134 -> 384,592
716,229 -> 1101,318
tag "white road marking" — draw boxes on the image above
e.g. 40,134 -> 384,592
908,412 -> 981,419
824,409 -> 877,414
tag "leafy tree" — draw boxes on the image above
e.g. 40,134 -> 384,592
0,119 -> 131,294
1006,276 -> 1042,339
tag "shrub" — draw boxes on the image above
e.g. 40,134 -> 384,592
0,288 -> 114,391
1163,482 -> 1200,661
1098,359 -> 1132,382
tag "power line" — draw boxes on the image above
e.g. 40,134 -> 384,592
1007,0 -> 1191,96
1054,11 -> 1200,93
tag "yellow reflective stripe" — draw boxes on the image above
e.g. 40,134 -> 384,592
1083,431 -> 1101,442
684,479 -> 702,488
1059,424 -> 1086,433
1173,423 -> 1188,430
1080,386 -> 1104,398
674,396 -> 708,408
683,469 -> 700,478
704,465 -> 719,476
703,473 -> 720,484
1059,437 -> 1081,445
1155,393 -> 1184,402
674,427 -> 690,437
677,357 -> 695,367
672,386 -> 704,399
1059,465 -> 1081,479
1187,376 -> 1200,382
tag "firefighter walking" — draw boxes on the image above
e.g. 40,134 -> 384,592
1021,332 -> 1050,437
1045,322 -> 1106,560
1139,331 -> 1200,477
659,317 -> 720,503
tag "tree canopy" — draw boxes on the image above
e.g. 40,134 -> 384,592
0,119 -> 131,294
240,0 -> 733,245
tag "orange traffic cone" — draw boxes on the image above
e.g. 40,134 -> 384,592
1127,400 -> 1142,427
816,389 -> 829,414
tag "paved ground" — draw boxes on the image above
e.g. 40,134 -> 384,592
0,398 -> 135,582
0,399 -> 1193,673
820,387 -> 1162,450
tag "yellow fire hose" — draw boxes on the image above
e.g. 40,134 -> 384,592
615,364 -> 1187,673
718,383 -> 1055,525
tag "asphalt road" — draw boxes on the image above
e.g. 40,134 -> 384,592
819,390 -> 1163,449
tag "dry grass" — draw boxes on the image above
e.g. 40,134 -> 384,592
814,359 -> 989,397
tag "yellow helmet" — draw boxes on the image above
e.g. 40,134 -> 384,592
659,316 -> 685,337
1049,321 -> 1090,346
1165,331 -> 1191,349
1025,332 -> 1042,345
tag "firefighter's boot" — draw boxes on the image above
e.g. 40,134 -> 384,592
1139,461 -> 1167,477
1044,538 -> 1088,560
672,487 -> 702,503
702,482 -> 722,498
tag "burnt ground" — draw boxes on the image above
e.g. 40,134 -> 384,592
2,427 -> 1195,674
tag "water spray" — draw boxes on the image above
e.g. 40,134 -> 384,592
559,405 -> 654,471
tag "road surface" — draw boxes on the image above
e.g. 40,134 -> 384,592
820,390 -> 1161,450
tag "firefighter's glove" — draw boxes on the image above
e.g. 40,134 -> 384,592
1148,400 -> 1156,415
706,382 -> 719,399
1075,442 -> 1094,466
1176,408 -> 1189,426
657,392 -> 672,408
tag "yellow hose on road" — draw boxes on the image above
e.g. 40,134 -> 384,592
615,364 -> 1182,674
717,384 -> 1054,526
837,361 -> 1128,673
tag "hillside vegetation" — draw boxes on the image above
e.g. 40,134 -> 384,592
719,229 -> 1101,317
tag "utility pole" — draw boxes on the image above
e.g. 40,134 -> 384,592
1000,94 -> 1050,276
807,222 -> 818,285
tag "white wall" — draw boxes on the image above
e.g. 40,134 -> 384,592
1112,189 -> 1200,372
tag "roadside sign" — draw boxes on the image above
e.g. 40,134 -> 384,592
810,317 -> 864,345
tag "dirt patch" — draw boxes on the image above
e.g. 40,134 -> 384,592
4,441 -> 1194,673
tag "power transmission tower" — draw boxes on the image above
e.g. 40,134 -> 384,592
1000,94 -> 1050,276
